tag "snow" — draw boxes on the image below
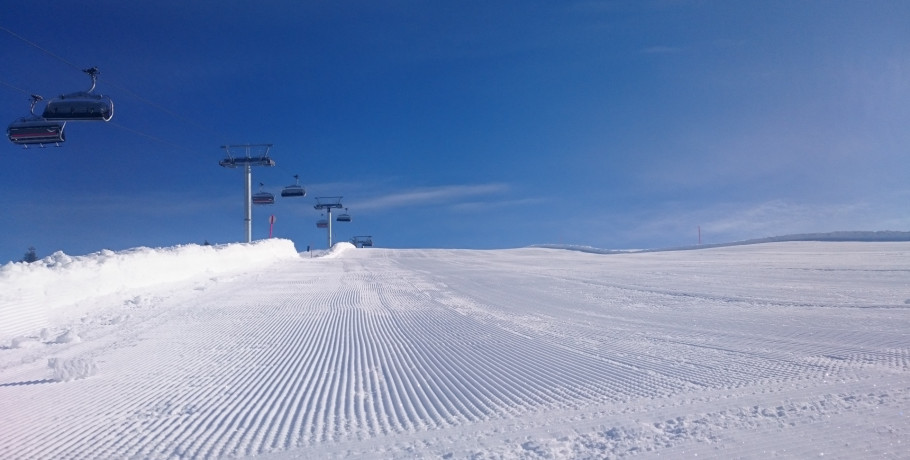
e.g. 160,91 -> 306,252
319,241 -> 355,258
47,357 -> 98,382
0,238 -> 299,340
1,239 -> 909,459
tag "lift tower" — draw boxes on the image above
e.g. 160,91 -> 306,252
219,144 -> 275,243
314,196 -> 343,248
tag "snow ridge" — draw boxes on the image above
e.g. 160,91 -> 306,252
0,239 -> 299,340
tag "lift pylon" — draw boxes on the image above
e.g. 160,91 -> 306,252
314,196 -> 343,248
219,144 -> 275,243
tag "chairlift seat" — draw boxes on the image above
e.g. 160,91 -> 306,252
316,219 -> 328,229
7,118 -> 66,145
336,213 -> 351,222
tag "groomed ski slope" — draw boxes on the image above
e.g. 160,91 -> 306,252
1,241 -> 909,458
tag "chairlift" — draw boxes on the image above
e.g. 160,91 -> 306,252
336,208 -> 351,222
42,67 -> 114,122
7,95 -> 66,147
8,119 -> 66,146
316,215 -> 328,229
252,182 -> 275,205
281,174 -> 306,197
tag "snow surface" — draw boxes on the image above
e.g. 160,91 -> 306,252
1,239 -> 909,459
0,239 -> 300,340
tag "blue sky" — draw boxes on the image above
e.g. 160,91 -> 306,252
2,0 -> 909,261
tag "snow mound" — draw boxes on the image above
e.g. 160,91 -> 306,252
320,242 -> 356,259
0,239 -> 299,341
53,329 -> 82,344
47,357 -> 97,382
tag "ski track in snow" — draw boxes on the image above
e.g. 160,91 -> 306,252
1,242 -> 909,458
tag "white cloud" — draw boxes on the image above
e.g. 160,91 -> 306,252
352,183 -> 510,210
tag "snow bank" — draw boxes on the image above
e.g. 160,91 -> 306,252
0,239 -> 300,341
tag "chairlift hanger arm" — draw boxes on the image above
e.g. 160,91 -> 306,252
83,67 -> 99,93
28,94 -> 43,116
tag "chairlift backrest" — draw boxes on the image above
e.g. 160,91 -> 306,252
252,191 -> 275,205
42,68 -> 113,122
281,185 -> 306,197
42,94 -> 114,121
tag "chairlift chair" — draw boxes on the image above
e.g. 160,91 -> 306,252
252,182 -> 275,205
7,95 -> 66,147
7,119 -> 66,146
316,217 -> 328,229
42,67 -> 114,122
281,174 -> 306,197
336,208 -> 351,222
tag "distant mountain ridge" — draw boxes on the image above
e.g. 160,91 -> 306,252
534,230 -> 910,254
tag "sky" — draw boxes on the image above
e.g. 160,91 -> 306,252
2,0 -> 909,262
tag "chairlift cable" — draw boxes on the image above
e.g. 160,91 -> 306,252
0,78 -> 30,96
108,121 -> 198,154
0,25 -> 83,72
102,80 -> 233,146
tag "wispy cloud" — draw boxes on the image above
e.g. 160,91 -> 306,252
636,197 -> 910,246
352,183 -> 510,210
704,200 -> 840,236
451,197 -> 549,212
569,194 -> 910,250
701,199 -> 910,239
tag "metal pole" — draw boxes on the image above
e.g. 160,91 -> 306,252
220,144 -> 274,244
244,163 -> 252,243
327,207 -> 333,248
